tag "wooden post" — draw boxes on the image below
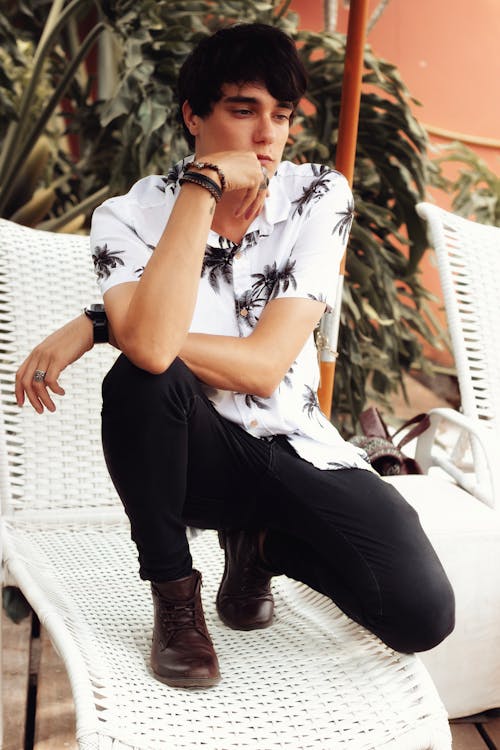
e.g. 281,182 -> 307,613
318,0 -> 370,416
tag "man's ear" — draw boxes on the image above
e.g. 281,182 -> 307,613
182,101 -> 200,137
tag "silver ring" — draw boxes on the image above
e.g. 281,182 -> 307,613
33,369 -> 47,383
259,165 -> 270,191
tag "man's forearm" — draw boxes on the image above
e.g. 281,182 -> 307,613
107,184 -> 215,373
179,297 -> 324,399
179,333 -> 277,399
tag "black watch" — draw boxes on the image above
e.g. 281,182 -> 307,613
84,304 -> 108,344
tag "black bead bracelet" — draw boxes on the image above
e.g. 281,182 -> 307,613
179,171 -> 223,202
190,161 -> 227,192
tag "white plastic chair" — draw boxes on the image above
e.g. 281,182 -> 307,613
0,217 -> 451,749
382,203 -> 500,718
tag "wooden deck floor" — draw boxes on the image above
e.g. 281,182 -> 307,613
3,609 -> 500,750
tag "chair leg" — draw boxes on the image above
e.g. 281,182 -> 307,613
25,611 -> 41,749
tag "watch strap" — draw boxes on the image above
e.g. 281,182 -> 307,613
84,304 -> 108,344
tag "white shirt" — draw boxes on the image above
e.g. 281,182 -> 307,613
90,157 -> 370,471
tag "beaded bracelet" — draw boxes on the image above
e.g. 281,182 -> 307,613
179,171 -> 223,202
190,160 -> 227,192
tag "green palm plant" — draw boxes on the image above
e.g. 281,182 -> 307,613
0,0 -> 108,228
429,141 -> 500,227
1,0 -> 440,431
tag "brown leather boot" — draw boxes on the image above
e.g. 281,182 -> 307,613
216,529 -> 274,631
151,569 -> 220,687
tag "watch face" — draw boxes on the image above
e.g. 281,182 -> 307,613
88,303 -> 105,314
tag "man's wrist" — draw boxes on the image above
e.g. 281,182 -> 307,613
190,161 -> 226,192
84,304 -> 108,344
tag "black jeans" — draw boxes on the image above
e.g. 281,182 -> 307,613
101,355 -> 455,653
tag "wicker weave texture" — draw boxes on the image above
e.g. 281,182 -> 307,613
5,526 -> 451,750
0,219 -> 120,519
416,204 -> 500,430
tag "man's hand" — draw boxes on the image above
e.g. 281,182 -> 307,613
15,314 -> 94,414
195,151 -> 269,221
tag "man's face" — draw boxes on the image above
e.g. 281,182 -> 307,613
184,82 -> 293,177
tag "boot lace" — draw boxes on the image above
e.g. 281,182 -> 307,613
232,560 -> 272,599
157,594 -> 208,637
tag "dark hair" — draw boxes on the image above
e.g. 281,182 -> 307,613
177,23 -> 307,148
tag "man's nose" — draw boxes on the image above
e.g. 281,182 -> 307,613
254,116 -> 274,143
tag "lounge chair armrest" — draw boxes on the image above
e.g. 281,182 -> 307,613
415,407 -> 500,508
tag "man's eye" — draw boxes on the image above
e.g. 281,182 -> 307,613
234,109 -> 252,115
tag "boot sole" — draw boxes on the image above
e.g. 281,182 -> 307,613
152,669 -> 221,688
216,610 -> 274,631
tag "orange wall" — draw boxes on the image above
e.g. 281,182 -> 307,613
291,0 -> 500,366
291,0 -> 500,155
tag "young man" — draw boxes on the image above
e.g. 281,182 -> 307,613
16,23 -> 454,689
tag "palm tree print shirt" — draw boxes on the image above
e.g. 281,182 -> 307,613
90,158 -> 370,471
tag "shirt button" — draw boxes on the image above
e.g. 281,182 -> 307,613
250,419 -> 258,428
235,251 -> 242,259
240,308 -> 248,317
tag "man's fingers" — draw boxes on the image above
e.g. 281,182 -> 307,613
235,185 -> 267,220
46,379 -> 65,396
15,352 -> 33,406
15,370 -> 26,406
43,361 -> 65,394
24,387 -> 44,414
32,362 -> 66,411
25,357 -> 50,412
15,361 -> 41,411
26,384 -> 55,413
234,188 -> 255,218
232,161 -> 267,218
16,356 -> 64,413
39,391 -> 57,412
243,191 -> 266,221
44,370 -> 65,397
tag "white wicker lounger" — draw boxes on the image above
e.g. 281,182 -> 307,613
0,218 -> 451,749
415,202 -> 500,503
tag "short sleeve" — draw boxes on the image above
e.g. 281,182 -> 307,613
89,176 -> 172,296
274,170 -> 354,312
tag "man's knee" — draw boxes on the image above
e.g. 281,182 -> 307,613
385,573 -> 455,654
102,355 -> 198,413
369,484 -> 455,652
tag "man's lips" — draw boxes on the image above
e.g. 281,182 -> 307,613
257,156 -> 274,178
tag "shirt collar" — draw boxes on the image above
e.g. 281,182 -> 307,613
259,170 -> 291,230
